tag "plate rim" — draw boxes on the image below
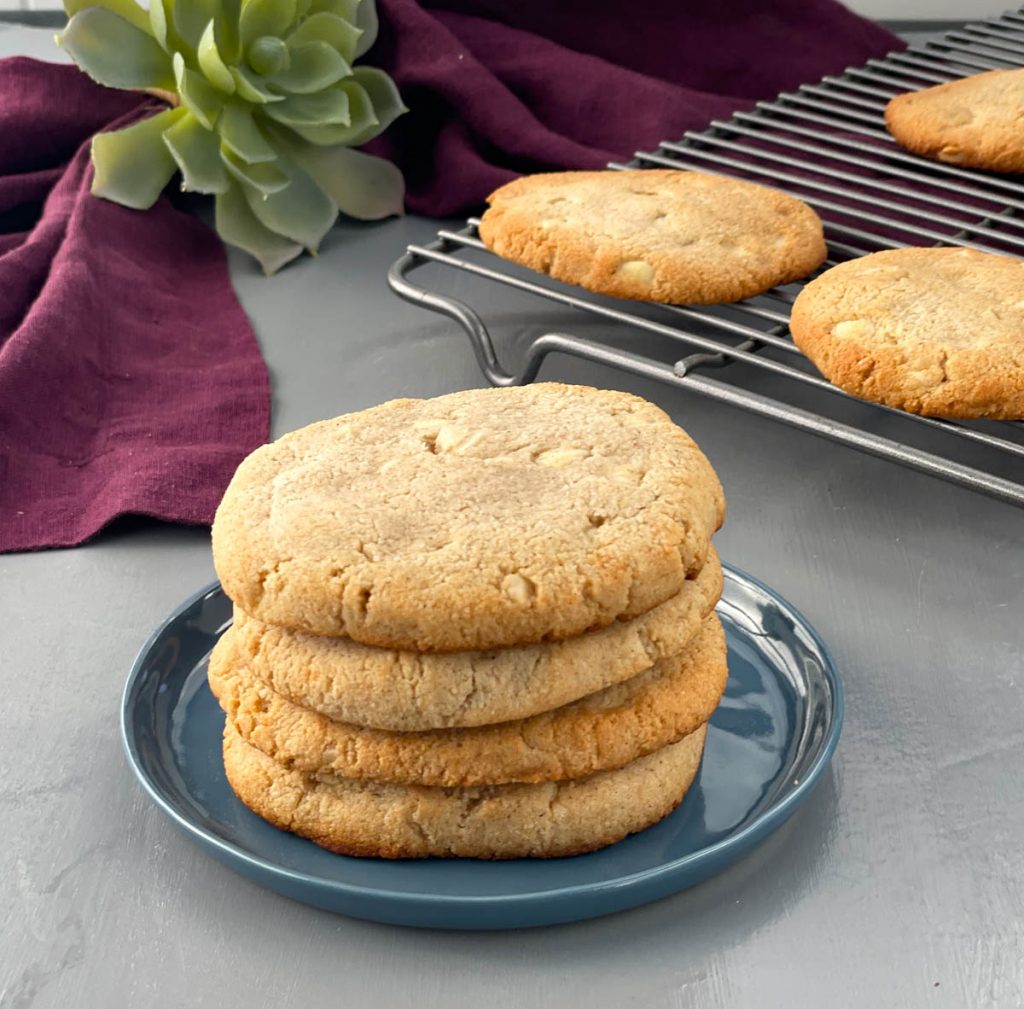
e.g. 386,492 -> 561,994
121,564 -> 844,909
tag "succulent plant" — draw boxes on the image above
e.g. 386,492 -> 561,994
58,0 -> 407,273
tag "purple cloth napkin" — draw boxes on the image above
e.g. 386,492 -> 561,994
0,58 -> 269,553
369,0 -> 903,214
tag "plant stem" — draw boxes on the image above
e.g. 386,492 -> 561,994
143,87 -> 180,106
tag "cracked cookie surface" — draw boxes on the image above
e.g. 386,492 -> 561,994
221,720 -> 707,859
478,169 -> 826,305
790,248 -> 1024,419
209,614 -> 726,787
226,549 -> 722,731
212,383 -> 725,650
886,70 -> 1024,173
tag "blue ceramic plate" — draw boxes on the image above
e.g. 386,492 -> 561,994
122,565 -> 842,930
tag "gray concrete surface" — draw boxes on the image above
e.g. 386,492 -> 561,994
2,24 -> 1022,1009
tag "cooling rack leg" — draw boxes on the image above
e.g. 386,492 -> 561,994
388,252 -> 520,387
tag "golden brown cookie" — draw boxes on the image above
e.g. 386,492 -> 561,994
790,248 -> 1024,419
209,613 -> 727,786
222,720 -> 707,859
478,169 -> 826,304
885,69 -> 1024,173
226,549 -> 722,731
212,384 -> 725,650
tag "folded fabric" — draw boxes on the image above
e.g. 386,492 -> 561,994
368,0 -> 902,214
0,58 -> 269,553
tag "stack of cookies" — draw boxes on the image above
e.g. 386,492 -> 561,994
209,384 -> 728,859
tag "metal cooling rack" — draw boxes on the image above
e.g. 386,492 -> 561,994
388,9 -> 1024,506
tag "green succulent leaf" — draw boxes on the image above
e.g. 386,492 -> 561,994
163,112 -> 229,193
215,180 -> 303,275
240,0 -> 296,48
308,0 -> 359,20
269,41 -> 349,95
351,65 -> 406,125
243,160 -> 337,249
288,142 -> 403,220
221,148 -> 291,194
91,106 -> 186,209
174,51 -> 223,130
354,0 -> 378,57
352,65 -> 406,113
276,82 -> 374,145
280,70 -> 403,146
59,8 -> 175,91
173,0 -> 219,50
151,0 -> 195,56
215,0 -> 242,63
220,104 -> 276,163
63,0 -> 151,35
247,36 -> 289,77
198,19 -> 236,93
287,12 -> 361,64
231,65 -> 285,103
281,122 -> 351,145
262,87 -> 350,129
148,0 -> 169,50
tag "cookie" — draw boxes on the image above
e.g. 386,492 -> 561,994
477,169 -> 826,305
209,613 -> 726,787
228,548 -> 722,731
212,384 -> 725,650
790,248 -> 1024,419
222,720 -> 707,859
885,69 -> 1024,173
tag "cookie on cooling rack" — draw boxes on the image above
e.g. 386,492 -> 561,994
477,170 -> 826,305
789,247 -> 1024,419
885,69 -> 1024,173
